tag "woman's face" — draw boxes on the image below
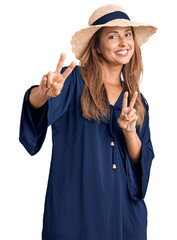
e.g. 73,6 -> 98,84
97,26 -> 135,67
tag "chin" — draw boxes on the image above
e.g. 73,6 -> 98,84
112,60 -> 130,66
102,56 -> 132,66
116,57 -> 132,65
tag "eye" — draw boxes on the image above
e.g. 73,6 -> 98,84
125,32 -> 132,37
108,34 -> 118,40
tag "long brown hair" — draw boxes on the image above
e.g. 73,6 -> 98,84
79,27 -> 148,132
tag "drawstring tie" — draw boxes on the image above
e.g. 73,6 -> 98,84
109,106 -> 121,170
111,140 -> 116,169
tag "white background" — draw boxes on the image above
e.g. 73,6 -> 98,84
0,0 -> 176,239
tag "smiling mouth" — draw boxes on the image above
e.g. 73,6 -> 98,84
116,50 -> 129,56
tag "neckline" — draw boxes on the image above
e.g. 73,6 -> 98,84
76,65 -> 125,109
108,88 -> 125,108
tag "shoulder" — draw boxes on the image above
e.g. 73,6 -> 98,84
61,65 -> 80,75
61,65 -> 81,79
140,92 -> 149,113
62,65 -> 84,88
61,65 -> 78,75
136,92 -> 150,135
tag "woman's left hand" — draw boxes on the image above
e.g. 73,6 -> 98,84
118,91 -> 139,134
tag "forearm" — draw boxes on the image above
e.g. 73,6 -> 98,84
29,87 -> 50,109
123,130 -> 142,164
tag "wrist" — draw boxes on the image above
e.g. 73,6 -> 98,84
38,87 -> 50,101
29,87 -> 50,109
122,128 -> 136,137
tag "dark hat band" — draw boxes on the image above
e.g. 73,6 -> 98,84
91,11 -> 130,26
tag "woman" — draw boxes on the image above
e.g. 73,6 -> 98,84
19,4 -> 157,240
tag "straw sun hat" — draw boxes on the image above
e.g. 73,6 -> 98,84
71,4 -> 157,60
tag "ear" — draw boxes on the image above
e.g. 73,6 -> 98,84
97,47 -> 101,54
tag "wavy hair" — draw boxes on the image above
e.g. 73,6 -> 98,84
79,27 -> 148,132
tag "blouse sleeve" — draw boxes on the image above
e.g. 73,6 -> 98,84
125,93 -> 155,201
19,66 -> 77,156
19,85 -> 48,156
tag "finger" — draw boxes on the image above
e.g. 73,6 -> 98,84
120,112 -> 124,117
52,81 -> 64,91
129,120 -> 137,130
120,112 -> 126,119
129,91 -> 138,110
62,61 -> 76,79
127,108 -> 136,120
41,74 -> 48,83
122,91 -> 128,109
120,106 -> 129,117
42,74 -> 48,79
52,82 -> 63,96
55,52 -> 66,74
47,71 -> 54,88
129,114 -> 138,123
130,118 -> 138,128
40,74 -> 48,89
120,110 -> 128,119
41,77 -> 48,89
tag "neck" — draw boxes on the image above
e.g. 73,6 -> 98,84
102,62 -> 123,87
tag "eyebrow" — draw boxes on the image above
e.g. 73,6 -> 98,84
106,29 -> 132,35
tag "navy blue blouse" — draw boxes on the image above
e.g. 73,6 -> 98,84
19,65 -> 155,240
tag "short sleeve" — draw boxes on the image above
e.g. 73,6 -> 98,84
19,66 -> 77,155
125,93 -> 155,201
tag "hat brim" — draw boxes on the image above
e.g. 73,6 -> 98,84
71,19 -> 157,60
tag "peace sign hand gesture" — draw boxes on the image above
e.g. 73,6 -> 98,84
118,91 -> 139,134
39,52 -> 76,98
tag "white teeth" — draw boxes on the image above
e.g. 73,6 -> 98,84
117,50 -> 128,54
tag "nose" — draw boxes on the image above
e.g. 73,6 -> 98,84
118,36 -> 127,47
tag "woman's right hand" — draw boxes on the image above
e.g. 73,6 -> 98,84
39,52 -> 76,98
